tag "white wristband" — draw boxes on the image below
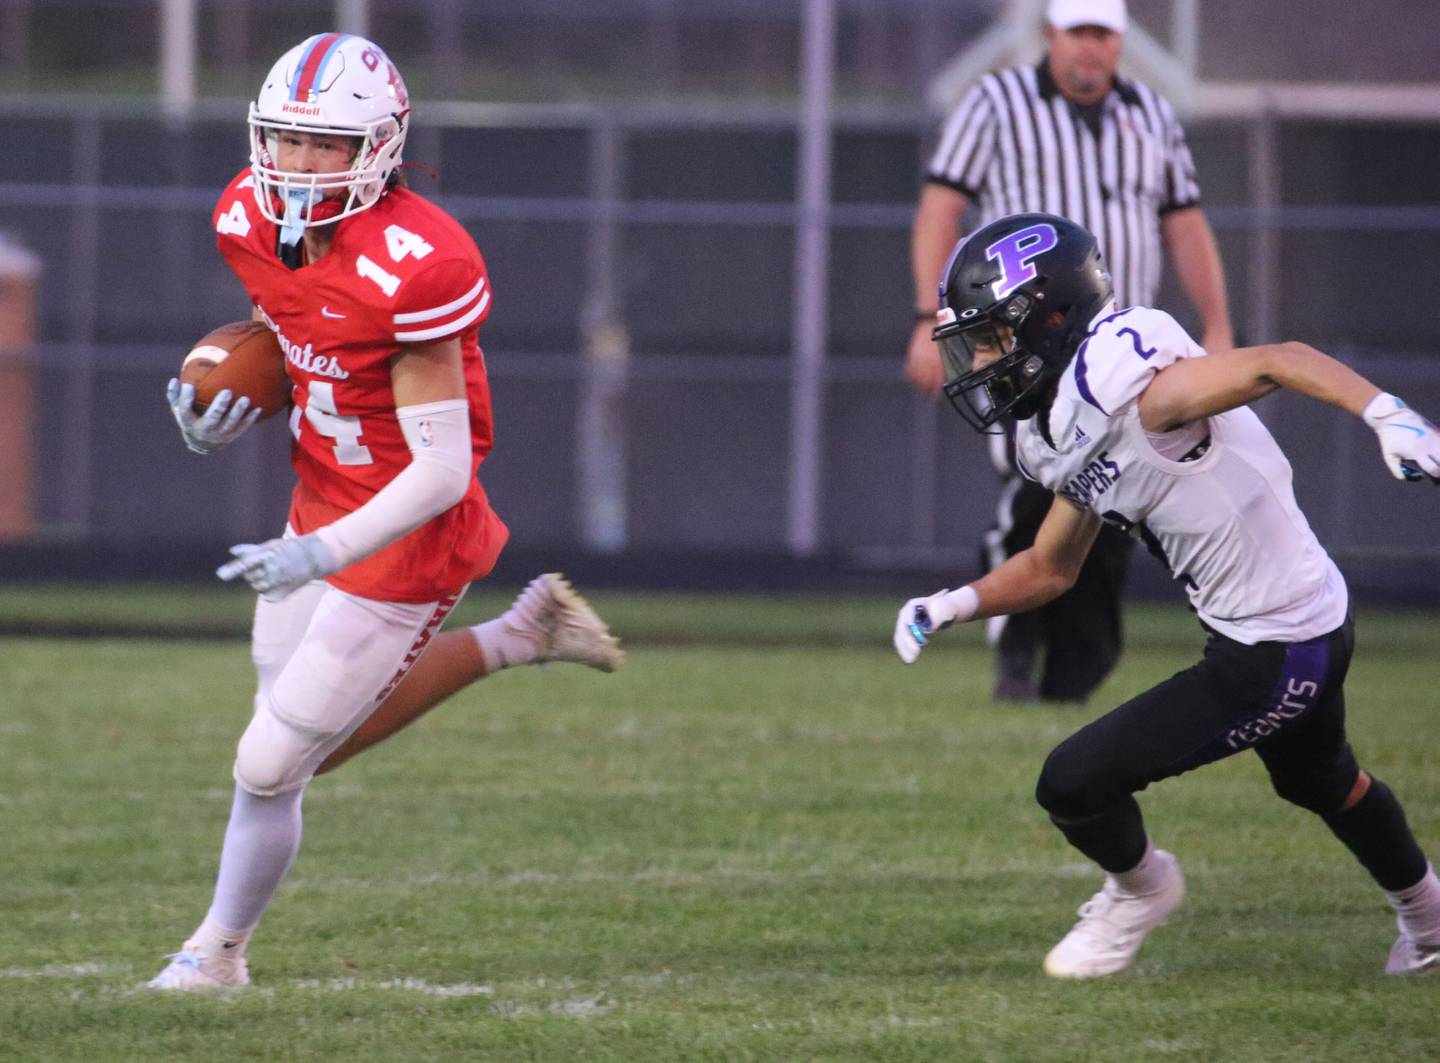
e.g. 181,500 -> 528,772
941,585 -> 980,624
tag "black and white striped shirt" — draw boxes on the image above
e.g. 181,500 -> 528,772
926,60 -> 1201,310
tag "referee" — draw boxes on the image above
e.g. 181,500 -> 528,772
906,0 -> 1232,703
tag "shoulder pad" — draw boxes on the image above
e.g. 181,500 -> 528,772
1071,307 -> 1204,415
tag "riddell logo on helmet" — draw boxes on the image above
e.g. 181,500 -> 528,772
281,102 -> 323,117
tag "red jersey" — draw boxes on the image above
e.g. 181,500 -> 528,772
213,169 -> 508,602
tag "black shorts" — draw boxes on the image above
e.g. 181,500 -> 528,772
1038,615 -> 1358,816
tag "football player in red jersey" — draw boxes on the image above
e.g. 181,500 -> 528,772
151,34 -> 623,991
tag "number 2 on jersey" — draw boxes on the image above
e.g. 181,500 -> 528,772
291,380 -> 374,466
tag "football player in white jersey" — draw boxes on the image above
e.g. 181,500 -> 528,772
894,212 -> 1440,978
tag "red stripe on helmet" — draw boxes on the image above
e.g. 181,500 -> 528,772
291,33 -> 343,103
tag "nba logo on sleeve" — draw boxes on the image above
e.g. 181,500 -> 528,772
986,223 -> 1059,300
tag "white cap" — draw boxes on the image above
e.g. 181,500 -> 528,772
1046,0 -> 1127,33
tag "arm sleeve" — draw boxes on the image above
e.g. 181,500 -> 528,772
311,399 -> 474,569
924,82 -> 996,197
392,257 -> 491,344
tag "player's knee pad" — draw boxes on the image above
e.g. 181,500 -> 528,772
1035,737 -> 1113,820
1267,745 -> 1359,815
233,694 -> 332,797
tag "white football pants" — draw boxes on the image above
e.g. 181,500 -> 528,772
233,577 -> 465,796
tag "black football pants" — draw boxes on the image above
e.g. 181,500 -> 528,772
1034,615 -> 1429,890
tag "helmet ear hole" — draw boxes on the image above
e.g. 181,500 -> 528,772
999,295 -> 1029,321
372,117 -> 400,146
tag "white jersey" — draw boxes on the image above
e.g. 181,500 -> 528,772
1014,306 -> 1348,645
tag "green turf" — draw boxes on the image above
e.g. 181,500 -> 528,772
0,592 -> 1436,1060
4,581 -> 1436,654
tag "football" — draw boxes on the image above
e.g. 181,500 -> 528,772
180,320 -> 291,419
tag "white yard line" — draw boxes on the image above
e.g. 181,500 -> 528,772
293,977 -> 496,998
1,962 -> 131,978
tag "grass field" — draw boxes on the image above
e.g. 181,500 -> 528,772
1,585 -> 1437,1060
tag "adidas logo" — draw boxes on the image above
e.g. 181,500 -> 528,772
1074,425 -> 1090,446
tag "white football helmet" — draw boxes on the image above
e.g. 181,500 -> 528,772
247,33 -> 410,236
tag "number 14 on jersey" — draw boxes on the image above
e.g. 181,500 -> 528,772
356,225 -> 434,297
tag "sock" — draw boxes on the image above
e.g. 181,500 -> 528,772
1322,777 -> 1427,892
471,576 -> 559,673
1385,864 -> 1440,946
203,784 -> 305,943
470,618 -> 542,673
1112,837 -> 1170,895
187,915 -> 253,960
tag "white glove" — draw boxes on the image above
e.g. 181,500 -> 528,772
166,378 -> 262,456
894,588 -> 963,665
1363,392 -> 1440,484
217,533 -> 337,601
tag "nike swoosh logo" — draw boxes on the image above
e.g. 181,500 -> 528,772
321,306 -> 346,319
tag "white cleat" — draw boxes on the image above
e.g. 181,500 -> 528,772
1043,850 -> 1185,979
509,572 -> 624,673
1386,934 -> 1440,975
146,946 -> 250,991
